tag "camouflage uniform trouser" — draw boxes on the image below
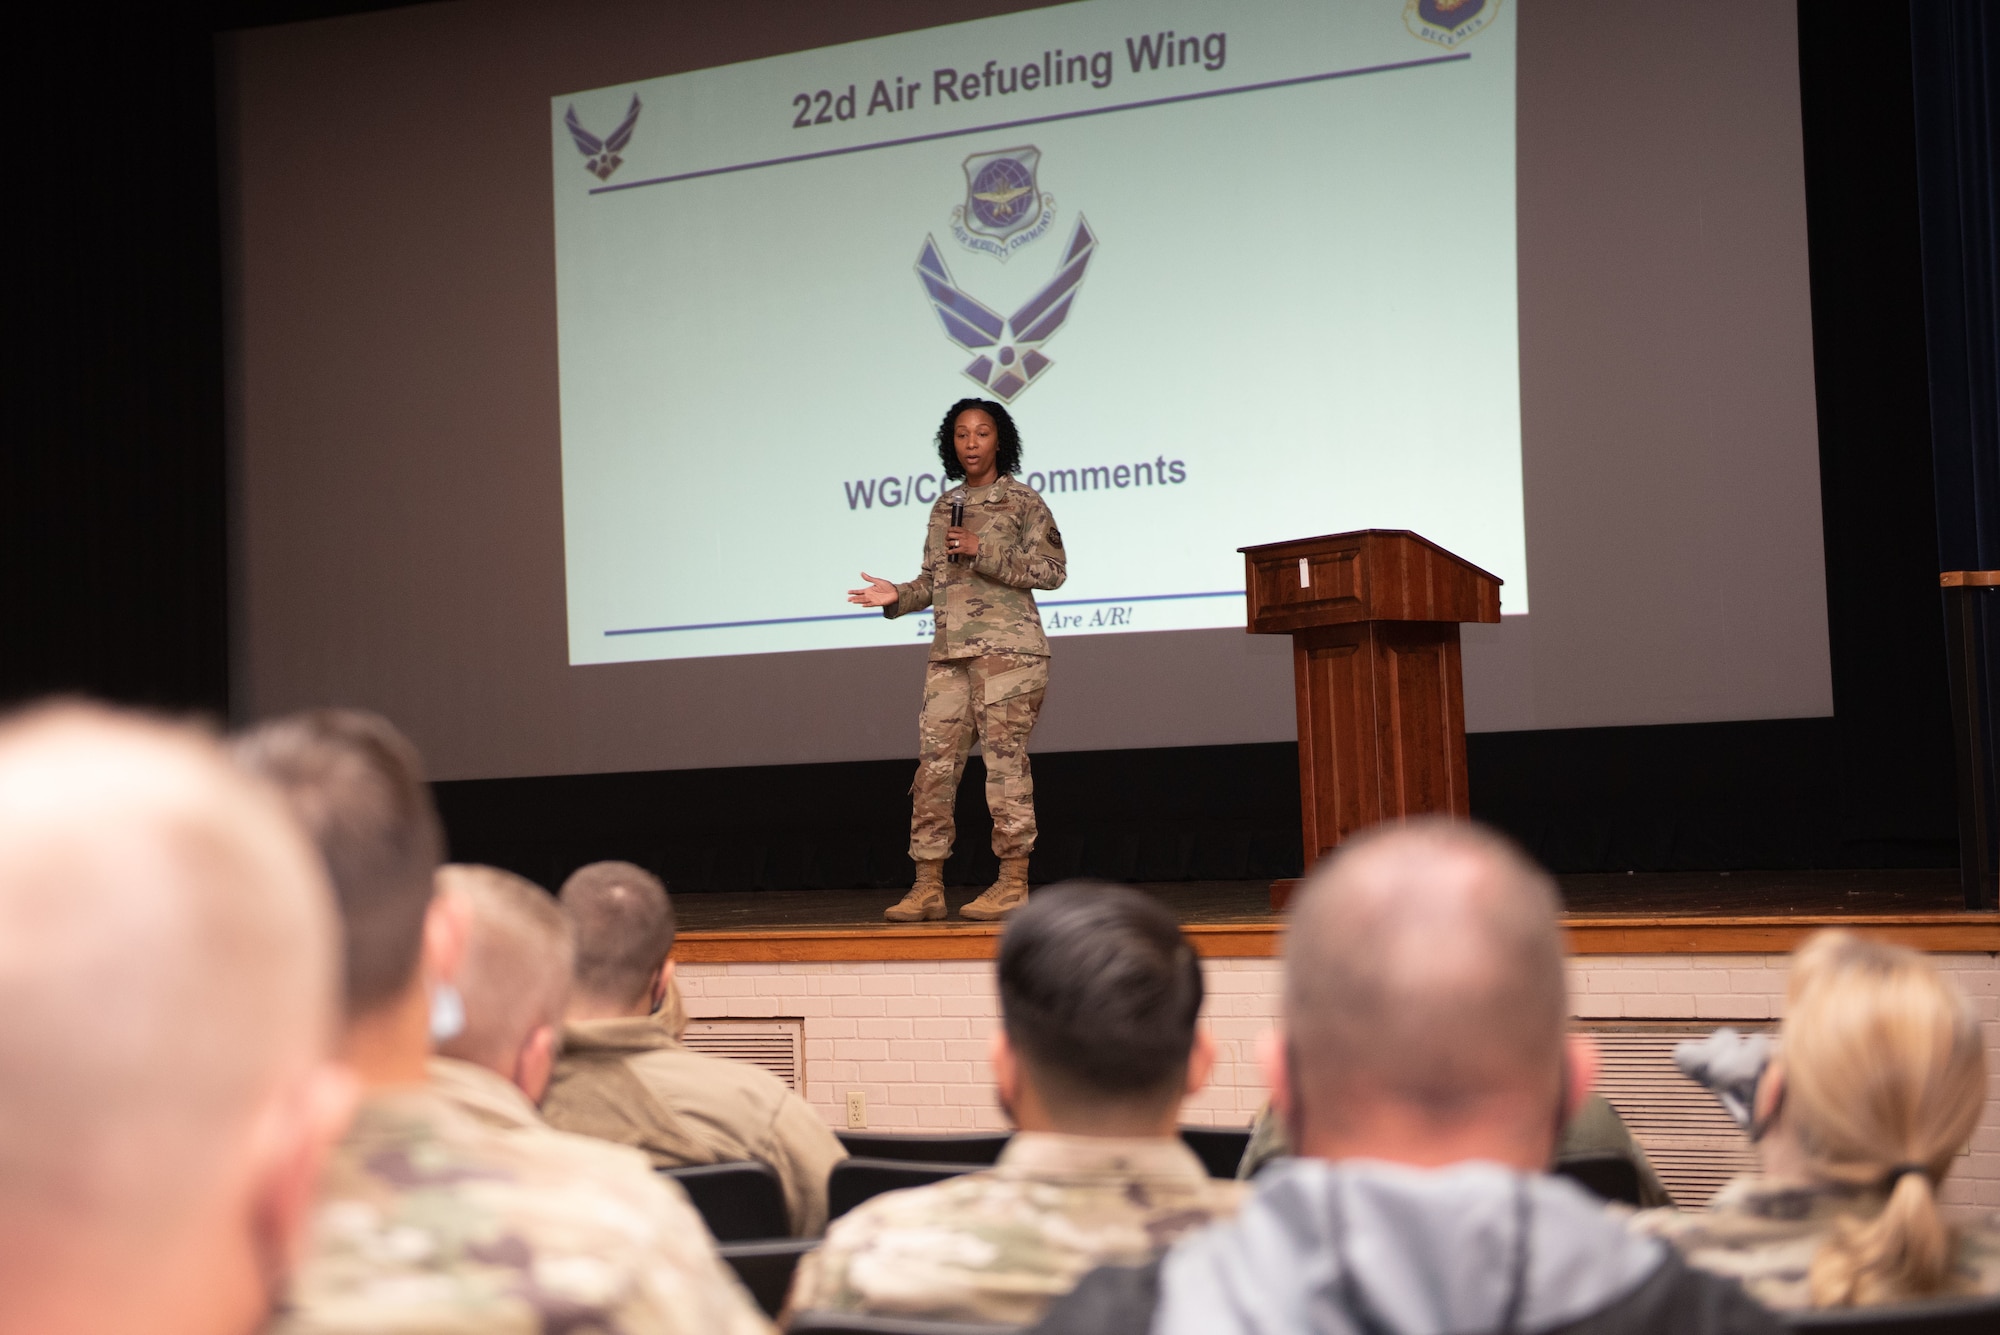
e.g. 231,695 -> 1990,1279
909,652 -> 1049,861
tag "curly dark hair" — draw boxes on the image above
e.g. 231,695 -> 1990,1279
935,398 -> 1023,480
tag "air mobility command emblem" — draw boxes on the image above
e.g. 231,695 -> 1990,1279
1405,0 -> 1499,49
952,146 -> 1056,261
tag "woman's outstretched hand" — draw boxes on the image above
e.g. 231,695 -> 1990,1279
847,572 -> 898,607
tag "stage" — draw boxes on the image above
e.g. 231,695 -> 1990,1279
672,868 -> 2000,962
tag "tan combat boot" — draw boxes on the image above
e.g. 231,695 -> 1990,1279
885,859 -> 946,922
958,856 -> 1030,920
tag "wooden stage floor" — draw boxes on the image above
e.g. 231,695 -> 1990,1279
672,869 -> 1999,962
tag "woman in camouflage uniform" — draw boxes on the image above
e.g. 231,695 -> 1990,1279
1630,930 -> 1998,1309
848,399 -> 1066,921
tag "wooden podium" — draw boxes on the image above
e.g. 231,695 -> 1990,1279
1241,530 -> 1502,906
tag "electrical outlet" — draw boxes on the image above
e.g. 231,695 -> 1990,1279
846,1090 -> 867,1128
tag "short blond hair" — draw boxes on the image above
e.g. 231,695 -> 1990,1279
1782,930 -> 1987,1307
436,864 -> 573,1074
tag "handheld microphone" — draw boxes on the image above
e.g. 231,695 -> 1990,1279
949,494 -> 965,564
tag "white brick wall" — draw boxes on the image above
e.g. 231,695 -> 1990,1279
676,951 -> 2000,1220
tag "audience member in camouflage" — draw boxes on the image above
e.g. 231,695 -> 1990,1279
1630,1178 -> 2000,1311
851,401 -> 1067,921
235,713 -> 770,1335
277,1086 -> 772,1335
416,866 -> 772,1331
789,1132 -> 1241,1325
1630,931 -> 1997,1310
789,884 -> 1225,1324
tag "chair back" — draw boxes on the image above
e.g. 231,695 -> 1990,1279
789,1313 -> 1021,1335
717,1238 -> 815,1318
1179,1126 -> 1251,1179
1552,1152 -> 1644,1207
1783,1294 -> 2000,1334
836,1130 -> 1011,1164
828,1157 -> 977,1221
660,1160 -> 790,1241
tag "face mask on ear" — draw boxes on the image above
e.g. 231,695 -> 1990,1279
429,981 -> 466,1043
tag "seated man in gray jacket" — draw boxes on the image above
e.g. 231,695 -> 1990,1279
1036,820 -> 1780,1335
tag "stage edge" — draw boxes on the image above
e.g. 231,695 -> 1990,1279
673,916 -> 2000,963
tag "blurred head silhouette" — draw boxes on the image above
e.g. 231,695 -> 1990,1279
1266,818 -> 1593,1171
0,702 -> 351,1335
232,708 -> 455,1090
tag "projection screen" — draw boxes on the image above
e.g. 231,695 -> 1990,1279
551,0 -> 1523,665
225,0 -> 1831,781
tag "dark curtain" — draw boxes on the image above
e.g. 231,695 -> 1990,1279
1913,2 -> 2000,568
1799,1 -> 1960,868
1911,0 -> 2000,883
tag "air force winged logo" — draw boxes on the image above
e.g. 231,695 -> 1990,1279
951,146 -> 1056,261
565,95 -> 641,182
916,217 -> 1096,403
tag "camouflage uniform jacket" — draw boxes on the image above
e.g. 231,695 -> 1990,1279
542,1014 -> 847,1237
1629,1175 -> 2000,1309
786,1131 -> 1244,1326
885,475 -> 1066,659
1237,1095 -> 1675,1208
273,1081 -> 774,1335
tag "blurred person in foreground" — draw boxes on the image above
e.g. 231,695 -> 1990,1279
0,703 -> 351,1335
785,882 -> 1242,1327
542,860 -> 847,1236
1036,820 -> 1779,1335
237,711 -> 770,1334
1631,929 -> 1998,1309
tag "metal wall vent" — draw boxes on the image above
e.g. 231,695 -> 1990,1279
1581,1020 -> 1772,1209
682,1018 -> 805,1094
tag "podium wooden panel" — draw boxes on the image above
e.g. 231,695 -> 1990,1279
1242,530 -> 1501,897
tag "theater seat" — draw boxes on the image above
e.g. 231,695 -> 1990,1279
660,1160 -> 790,1241
1551,1152 -> 1645,1207
833,1128 -> 1254,1177
828,1157 -> 977,1221
1179,1125 -> 1251,1179
789,1314 -> 1020,1335
1782,1293 -> 2000,1334
716,1238 -> 814,1318
836,1130 -> 1011,1164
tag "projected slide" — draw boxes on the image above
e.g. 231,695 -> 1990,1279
552,0 -> 1520,665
